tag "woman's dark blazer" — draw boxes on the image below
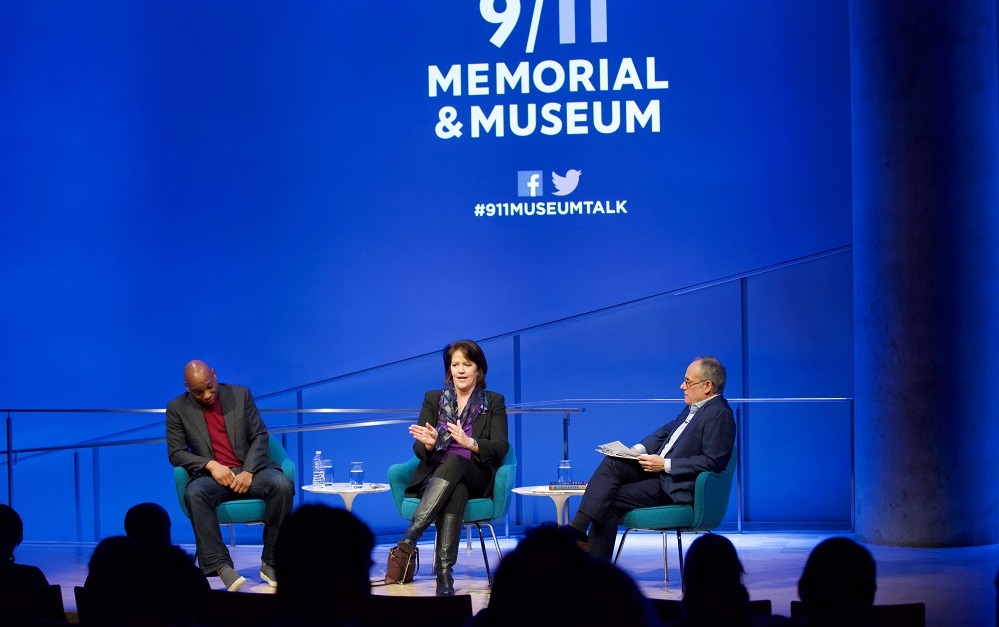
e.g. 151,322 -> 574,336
405,389 -> 509,498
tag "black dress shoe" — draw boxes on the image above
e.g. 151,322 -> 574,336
561,525 -> 590,552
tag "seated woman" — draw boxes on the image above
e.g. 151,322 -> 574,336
0,504 -> 49,587
385,339 -> 509,596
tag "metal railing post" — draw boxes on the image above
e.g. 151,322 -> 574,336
5,413 -> 12,506
74,450 -> 82,541
562,411 -> 570,461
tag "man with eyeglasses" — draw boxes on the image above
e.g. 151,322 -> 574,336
567,356 -> 736,560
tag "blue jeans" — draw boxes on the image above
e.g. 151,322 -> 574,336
183,466 -> 295,574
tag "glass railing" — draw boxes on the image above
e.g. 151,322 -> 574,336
521,397 -> 856,532
3,396 -> 852,540
0,405 -> 582,541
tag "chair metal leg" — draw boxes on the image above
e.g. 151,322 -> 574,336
485,522 -> 503,561
613,528 -> 633,564
661,531 -> 669,583
226,521 -> 265,548
613,528 -> 671,583
676,530 -> 685,590
471,522 -> 496,585
455,521 -> 504,584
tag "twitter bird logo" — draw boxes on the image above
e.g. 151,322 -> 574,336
551,169 -> 581,196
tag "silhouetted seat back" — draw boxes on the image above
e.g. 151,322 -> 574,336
648,597 -> 771,623
368,593 -> 473,627
789,599 -> 926,627
0,584 -> 67,625
73,586 -> 95,626
195,589 -> 281,627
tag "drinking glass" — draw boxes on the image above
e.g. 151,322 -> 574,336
349,461 -> 365,488
557,459 -> 572,484
322,459 -> 334,486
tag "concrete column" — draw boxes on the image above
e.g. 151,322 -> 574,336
852,0 -> 999,546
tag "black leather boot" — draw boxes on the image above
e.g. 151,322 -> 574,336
433,526 -> 441,576
402,477 -> 452,545
435,512 -> 462,596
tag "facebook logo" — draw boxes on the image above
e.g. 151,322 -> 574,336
517,171 -> 544,197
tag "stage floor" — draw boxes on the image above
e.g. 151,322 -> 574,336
18,531 -> 998,626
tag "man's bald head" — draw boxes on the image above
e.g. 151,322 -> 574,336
184,360 -> 219,408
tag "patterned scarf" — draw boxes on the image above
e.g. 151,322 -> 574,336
434,382 -> 488,452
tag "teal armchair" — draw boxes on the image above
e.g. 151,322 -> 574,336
612,443 -> 738,584
172,436 -> 296,546
388,448 -> 516,584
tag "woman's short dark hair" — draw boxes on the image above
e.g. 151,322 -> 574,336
443,339 -> 488,388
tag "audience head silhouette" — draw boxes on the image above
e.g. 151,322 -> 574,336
84,535 -> 143,626
483,523 -> 656,627
0,503 -> 25,561
0,503 -> 49,587
124,501 -> 172,548
680,533 -> 751,627
797,536 -> 877,626
275,504 -> 374,625
83,530 -> 209,626
125,501 -> 209,625
138,542 -> 210,625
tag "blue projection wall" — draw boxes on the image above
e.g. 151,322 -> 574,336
0,1 -> 852,541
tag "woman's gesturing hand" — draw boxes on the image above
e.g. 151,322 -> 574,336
445,419 -> 474,449
409,423 -> 439,450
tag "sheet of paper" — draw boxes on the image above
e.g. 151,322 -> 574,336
596,440 -> 639,459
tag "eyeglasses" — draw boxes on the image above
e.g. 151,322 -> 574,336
681,379 -> 708,388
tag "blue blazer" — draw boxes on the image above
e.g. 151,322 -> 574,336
637,396 -> 736,505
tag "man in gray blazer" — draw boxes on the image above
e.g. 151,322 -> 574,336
568,356 -> 736,560
167,360 -> 295,591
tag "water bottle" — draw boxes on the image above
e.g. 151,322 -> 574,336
312,451 -> 324,488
